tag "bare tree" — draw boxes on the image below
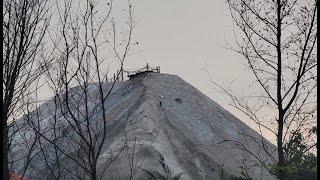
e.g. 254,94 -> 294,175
7,80 -> 40,179
22,0 -> 137,179
213,0 -> 317,179
2,0 -> 51,179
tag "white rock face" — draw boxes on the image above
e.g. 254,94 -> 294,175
10,73 -> 277,180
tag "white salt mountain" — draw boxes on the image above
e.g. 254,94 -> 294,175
10,73 -> 277,179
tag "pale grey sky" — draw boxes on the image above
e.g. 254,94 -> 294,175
42,0 -> 257,125
44,0 -> 255,105
116,0 -> 278,142
39,0 -> 274,142
120,0 -> 256,120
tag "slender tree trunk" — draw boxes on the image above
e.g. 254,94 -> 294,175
91,167 -> 97,180
2,103 -> 9,180
276,0 -> 285,179
2,114 -> 9,180
1,1 -> 7,178
2,127 -> 9,180
277,113 -> 285,180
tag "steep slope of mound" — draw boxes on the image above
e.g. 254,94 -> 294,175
10,73 -> 277,180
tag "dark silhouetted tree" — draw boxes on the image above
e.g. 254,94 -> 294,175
220,0 -> 317,179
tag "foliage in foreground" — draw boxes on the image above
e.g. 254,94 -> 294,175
230,130 -> 317,180
142,154 -> 183,180
267,131 -> 317,180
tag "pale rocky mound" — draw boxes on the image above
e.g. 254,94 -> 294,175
10,73 -> 277,180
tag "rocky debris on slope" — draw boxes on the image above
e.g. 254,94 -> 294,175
9,72 -> 277,180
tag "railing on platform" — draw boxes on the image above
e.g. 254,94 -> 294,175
105,63 -> 160,82
123,63 -> 160,78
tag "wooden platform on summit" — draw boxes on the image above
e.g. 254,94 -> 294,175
124,63 -> 160,80
128,70 -> 154,79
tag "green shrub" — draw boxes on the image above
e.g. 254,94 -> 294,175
267,130 -> 317,180
142,154 -> 183,180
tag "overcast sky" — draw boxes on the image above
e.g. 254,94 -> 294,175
127,0 -> 252,93
45,0 -> 255,106
44,0 -> 258,128
117,0 -> 257,123
115,0 -> 280,142
40,0 -> 275,142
